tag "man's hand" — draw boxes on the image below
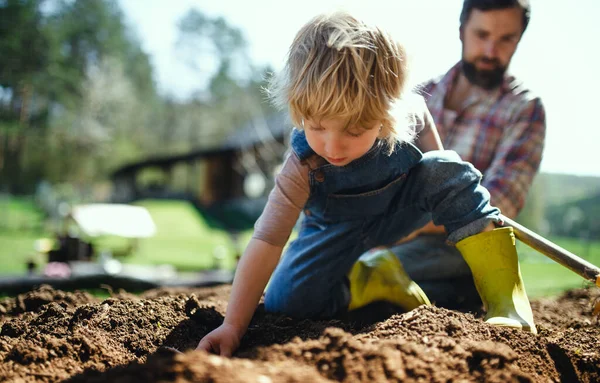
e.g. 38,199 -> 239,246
395,221 -> 446,245
416,220 -> 446,235
196,322 -> 245,357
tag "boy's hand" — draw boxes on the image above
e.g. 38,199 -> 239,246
196,323 -> 245,357
196,238 -> 282,357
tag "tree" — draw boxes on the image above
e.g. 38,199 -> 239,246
173,9 -> 276,147
0,0 -> 50,192
0,1 -> 277,195
0,0 -> 159,192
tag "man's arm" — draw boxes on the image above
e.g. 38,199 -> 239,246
482,98 -> 546,219
394,220 -> 445,245
413,96 -> 444,152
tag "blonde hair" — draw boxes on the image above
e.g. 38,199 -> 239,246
267,11 -> 415,152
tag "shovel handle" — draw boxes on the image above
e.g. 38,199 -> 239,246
499,214 -> 600,287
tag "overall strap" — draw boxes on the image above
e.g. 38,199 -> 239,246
290,129 -> 314,161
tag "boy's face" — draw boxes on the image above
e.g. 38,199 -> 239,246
304,117 -> 381,167
460,7 -> 523,89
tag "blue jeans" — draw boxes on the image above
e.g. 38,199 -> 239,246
264,150 -> 498,318
390,234 -> 481,309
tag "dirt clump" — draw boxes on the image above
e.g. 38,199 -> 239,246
1,283 -> 598,382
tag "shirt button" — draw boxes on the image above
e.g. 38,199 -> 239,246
315,171 -> 325,182
304,209 -> 311,216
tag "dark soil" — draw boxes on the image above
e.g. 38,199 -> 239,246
1,283 -> 599,382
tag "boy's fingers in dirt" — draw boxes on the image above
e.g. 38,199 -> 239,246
196,338 -> 218,354
219,345 -> 233,357
196,339 -> 234,357
159,346 -> 183,354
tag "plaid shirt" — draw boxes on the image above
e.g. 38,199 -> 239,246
421,62 -> 546,219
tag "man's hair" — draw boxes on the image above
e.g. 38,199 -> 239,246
267,12 -> 414,150
460,0 -> 531,34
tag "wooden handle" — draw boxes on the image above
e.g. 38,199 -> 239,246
499,215 -> 600,287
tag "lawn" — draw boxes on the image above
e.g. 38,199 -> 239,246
108,200 -> 247,271
0,196 -> 48,274
0,197 -> 598,298
0,195 -> 45,232
0,198 -> 249,274
519,237 -> 600,297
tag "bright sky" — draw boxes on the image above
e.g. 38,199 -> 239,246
118,0 -> 599,177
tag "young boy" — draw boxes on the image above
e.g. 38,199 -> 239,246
197,11 -> 536,356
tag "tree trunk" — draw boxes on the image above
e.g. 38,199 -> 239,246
0,84 -> 32,193
0,132 -> 5,172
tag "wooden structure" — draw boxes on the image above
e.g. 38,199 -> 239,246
110,113 -> 290,232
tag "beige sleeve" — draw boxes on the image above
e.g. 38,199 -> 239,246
252,152 -> 310,247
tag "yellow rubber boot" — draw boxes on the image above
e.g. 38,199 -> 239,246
456,227 -> 537,334
348,247 -> 431,311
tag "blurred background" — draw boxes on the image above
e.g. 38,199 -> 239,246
0,0 -> 598,296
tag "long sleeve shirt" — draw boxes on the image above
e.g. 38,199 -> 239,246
420,62 -> 546,218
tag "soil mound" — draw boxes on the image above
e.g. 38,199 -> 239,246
1,284 -> 598,382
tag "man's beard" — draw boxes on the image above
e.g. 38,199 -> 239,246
461,58 -> 506,90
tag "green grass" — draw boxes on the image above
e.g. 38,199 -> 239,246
519,238 -> 600,297
0,196 -> 50,274
121,199 -> 247,271
0,199 -> 250,274
0,196 -> 45,232
0,233 -> 48,274
521,263 -> 595,298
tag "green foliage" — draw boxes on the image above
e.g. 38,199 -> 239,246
518,173 -> 600,240
545,193 -> 600,239
177,10 -> 246,68
170,9 -> 276,151
0,0 -> 48,87
534,173 -> 600,205
0,0 -> 160,192
43,0 -> 144,98
0,0 -> 275,193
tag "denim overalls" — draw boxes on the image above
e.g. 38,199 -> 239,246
264,129 -> 499,318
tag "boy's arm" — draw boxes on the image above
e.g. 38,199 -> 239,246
197,152 -> 310,356
197,238 -> 282,356
223,238 -> 282,333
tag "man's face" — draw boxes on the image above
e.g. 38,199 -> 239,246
460,7 -> 524,89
